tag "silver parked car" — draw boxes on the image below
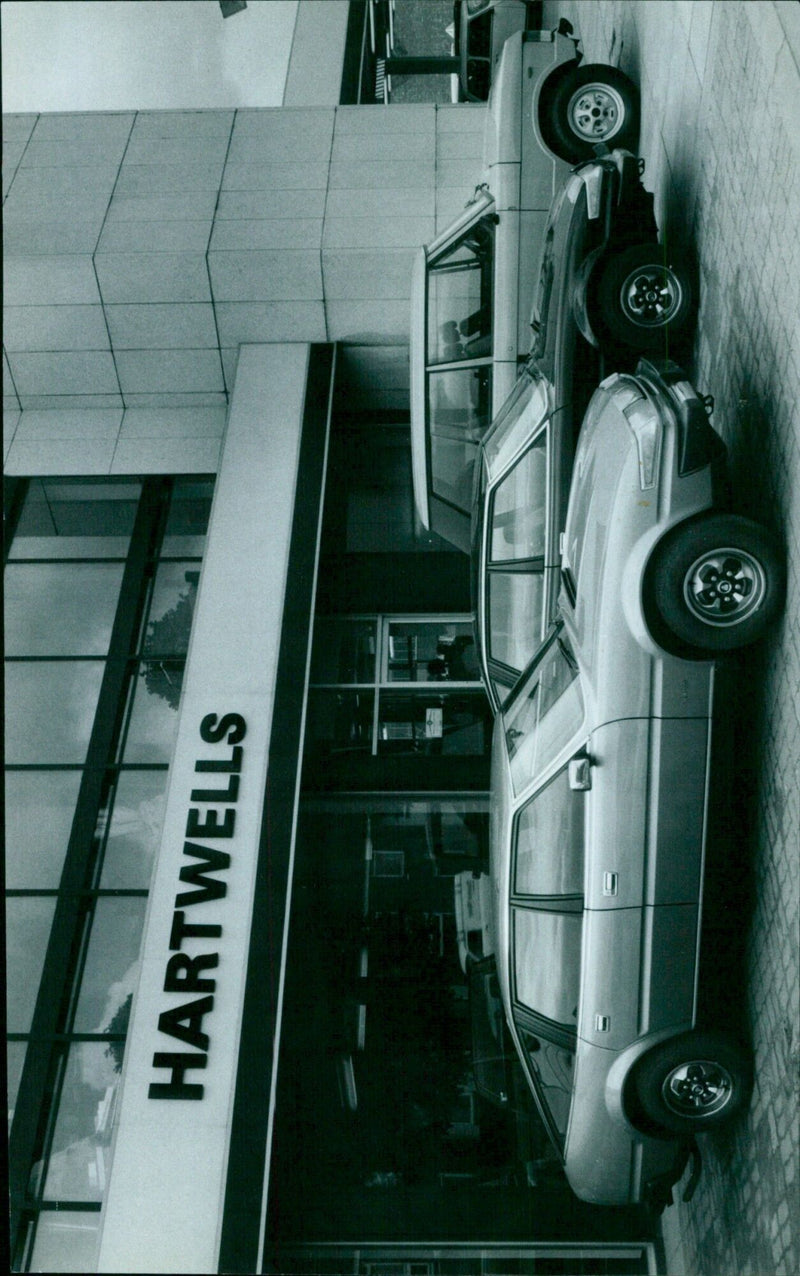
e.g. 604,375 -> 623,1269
488,357 -> 784,1206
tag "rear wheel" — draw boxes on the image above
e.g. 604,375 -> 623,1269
649,513 -> 785,654
633,1031 -> 752,1135
594,243 -> 693,350
544,62 -> 640,161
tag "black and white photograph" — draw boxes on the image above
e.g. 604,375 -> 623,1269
3,1 -> 799,1273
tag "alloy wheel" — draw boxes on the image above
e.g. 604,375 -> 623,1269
567,82 -> 626,141
683,546 -> 767,626
661,1059 -> 734,1119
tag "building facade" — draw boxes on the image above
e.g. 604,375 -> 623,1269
4,3 -> 656,1272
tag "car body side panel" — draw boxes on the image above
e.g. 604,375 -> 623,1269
580,907 -> 642,1051
584,719 -> 649,911
518,209 -> 549,355
567,1043 -> 678,1205
585,715 -> 709,913
641,903 -> 699,1035
410,247 -> 430,528
520,36 -> 571,207
484,30 -> 524,168
494,202 -> 522,400
645,716 -> 709,905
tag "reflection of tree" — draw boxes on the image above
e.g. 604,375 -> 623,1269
140,572 -> 198,708
104,993 -> 132,1073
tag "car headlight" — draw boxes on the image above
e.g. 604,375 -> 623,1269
623,398 -> 660,489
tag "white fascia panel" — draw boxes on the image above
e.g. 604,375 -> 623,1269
97,343 -> 312,1274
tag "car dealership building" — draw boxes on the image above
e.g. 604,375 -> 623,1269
4,2 -> 657,1272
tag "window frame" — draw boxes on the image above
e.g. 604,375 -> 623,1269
5,475 -> 213,1269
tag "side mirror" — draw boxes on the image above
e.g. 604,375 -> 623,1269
568,756 -> 592,791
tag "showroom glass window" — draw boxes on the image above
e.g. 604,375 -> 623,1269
306,614 -> 490,758
4,475 -> 213,1273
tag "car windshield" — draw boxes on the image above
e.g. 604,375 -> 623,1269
503,630 -> 583,797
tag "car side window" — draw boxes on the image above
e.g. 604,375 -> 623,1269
429,365 -> 492,512
483,436 -> 549,678
503,631 -> 583,796
427,220 -> 493,365
512,907 -> 581,1031
513,765 -> 584,897
489,436 -> 547,563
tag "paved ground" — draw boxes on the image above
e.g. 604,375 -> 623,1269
555,2 -> 800,1273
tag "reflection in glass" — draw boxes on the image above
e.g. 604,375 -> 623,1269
72,899 -> 147,1032
4,661 -> 105,764
4,771 -> 82,888
513,909 -> 581,1027
310,618 -> 377,683
11,479 -> 140,551
161,478 -> 213,552
4,563 -> 125,656
43,1043 -> 126,1202
141,562 -> 200,656
483,367 -> 549,473
29,1210 -> 101,1273
387,622 -> 478,683
306,690 -> 375,755
490,439 -> 547,563
429,364 -> 492,514
427,220 -> 493,364
7,1041 -> 28,1125
120,661 -> 184,762
521,1031 -> 574,1142
514,770 -> 585,897
98,771 -> 168,889
160,478 -> 213,557
5,897 -> 57,1032
487,571 -> 544,673
378,691 -> 489,756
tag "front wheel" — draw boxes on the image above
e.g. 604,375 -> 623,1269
594,243 -> 694,350
633,1031 -> 752,1135
544,62 -> 640,162
649,513 -> 785,654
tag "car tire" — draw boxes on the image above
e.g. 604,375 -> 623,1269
594,243 -> 693,350
544,63 -> 640,162
633,1031 -> 752,1135
650,513 -> 785,653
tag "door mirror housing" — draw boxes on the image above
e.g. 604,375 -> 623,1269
568,756 -> 592,791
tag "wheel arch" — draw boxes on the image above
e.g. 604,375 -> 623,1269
604,1025 -> 695,1136
533,56 -> 582,160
